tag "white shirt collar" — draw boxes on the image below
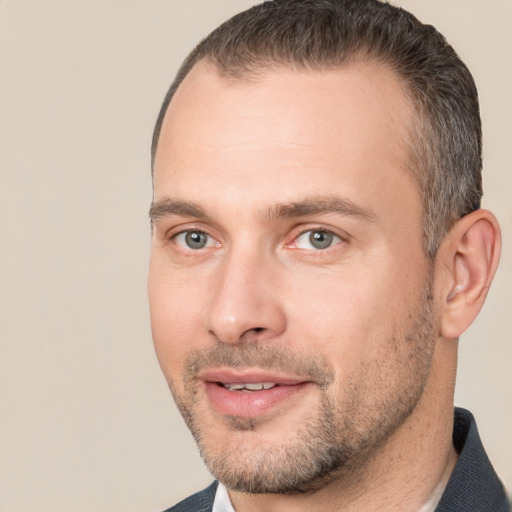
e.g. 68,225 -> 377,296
212,482 -> 236,512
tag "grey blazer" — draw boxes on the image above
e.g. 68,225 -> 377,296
163,481 -> 217,512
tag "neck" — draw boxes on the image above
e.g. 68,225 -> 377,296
229,340 -> 458,512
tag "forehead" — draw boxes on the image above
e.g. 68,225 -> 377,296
153,60 -> 418,217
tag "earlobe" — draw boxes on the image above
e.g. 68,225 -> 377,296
437,209 -> 501,339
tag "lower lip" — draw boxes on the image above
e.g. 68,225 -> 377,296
204,382 -> 311,418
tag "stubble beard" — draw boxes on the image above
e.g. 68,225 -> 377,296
170,281 -> 437,495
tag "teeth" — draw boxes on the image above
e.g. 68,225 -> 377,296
224,383 -> 244,390
244,383 -> 265,391
222,383 -> 276,391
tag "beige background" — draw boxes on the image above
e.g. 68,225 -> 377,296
1,1 -> 510,511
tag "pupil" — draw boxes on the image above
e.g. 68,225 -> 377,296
186,231 -> 206,249
310,231 -> 332,249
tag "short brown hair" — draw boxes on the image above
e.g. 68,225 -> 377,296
152,0 -> 482,257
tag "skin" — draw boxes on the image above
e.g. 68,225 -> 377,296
148,60 -> 501,511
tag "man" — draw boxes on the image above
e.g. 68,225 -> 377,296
148,0 -> 509,510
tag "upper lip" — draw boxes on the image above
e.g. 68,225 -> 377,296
198,368 -> 310,386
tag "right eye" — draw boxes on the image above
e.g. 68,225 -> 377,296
173,230 -> 217,250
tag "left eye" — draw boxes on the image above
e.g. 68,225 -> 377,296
294,230 -> 342,250
174,230 -> 217,250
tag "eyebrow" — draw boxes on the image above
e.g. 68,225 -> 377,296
267,196 -> 376,222
149,195 -> 376,224
149,199 -> 210,223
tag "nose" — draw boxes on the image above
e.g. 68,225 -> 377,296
204,248 -> 287,345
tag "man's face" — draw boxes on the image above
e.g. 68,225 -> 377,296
149,61 -> 437,492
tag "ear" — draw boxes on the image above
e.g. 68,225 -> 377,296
436,209 -> 501,339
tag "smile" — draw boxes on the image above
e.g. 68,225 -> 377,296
198,370 -> 312,418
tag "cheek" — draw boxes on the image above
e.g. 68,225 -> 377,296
148,262 -> 208,379
285,261 -> 421,371
288,265 -> 385,332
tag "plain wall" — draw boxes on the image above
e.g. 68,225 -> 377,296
1,1 -> 510,511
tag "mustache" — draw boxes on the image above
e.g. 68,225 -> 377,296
183,342 -> 335,389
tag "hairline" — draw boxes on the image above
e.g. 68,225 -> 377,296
152,54 -> 424,187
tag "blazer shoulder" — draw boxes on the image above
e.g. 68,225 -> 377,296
162,481 -> 218,512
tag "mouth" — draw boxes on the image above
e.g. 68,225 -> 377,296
199,369 -> 313,419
